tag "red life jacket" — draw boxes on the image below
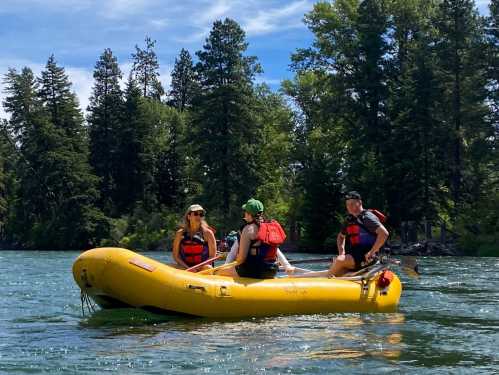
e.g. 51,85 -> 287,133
345,209 -> 386,249
248,220 -> 286,265
179,230 -> 209,267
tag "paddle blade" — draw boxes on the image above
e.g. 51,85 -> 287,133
400,256 -> 420,278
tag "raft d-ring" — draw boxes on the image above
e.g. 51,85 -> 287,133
361,279 -> 369,292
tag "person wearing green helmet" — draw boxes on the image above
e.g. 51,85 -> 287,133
217,198 -> 288,278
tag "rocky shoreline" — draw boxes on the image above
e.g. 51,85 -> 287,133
388,240 -> 462,256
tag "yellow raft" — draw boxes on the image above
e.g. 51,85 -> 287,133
72,247 -> 402,318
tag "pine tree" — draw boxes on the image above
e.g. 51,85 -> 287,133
87,48 -> 124,215
131,36 -> 164,100
0,121 -> 11,241
154,107 -> 188,209
114,75 -> 156,212
2,67 -> 39,142
434,0 -> 489,209
282,70 -> 346,249
487,0 -> 499,135
38,55 -> 84,141
4,59 -> 108,249
192,18 -> 263,228
170,48 -> 198,111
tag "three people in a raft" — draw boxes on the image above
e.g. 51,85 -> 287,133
173,192 -> 389,278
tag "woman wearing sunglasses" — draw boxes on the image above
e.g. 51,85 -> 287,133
172,204 -> 216,270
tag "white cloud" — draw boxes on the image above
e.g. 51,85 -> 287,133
242,1 -> 311,36
150,18 -> 169,30
175,0 -> 313,43
255,76 -> 281,86
98,0 -> 154,19
198,0 -> 232,24
65,67 -> 94,113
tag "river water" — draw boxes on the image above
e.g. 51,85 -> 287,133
1,251 -> 498,374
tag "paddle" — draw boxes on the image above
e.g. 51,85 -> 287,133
198,261 -> 238,275
287,255 -> 420,278
398,256 -> 420,278
288,257 -> 334,265
185,254 -> 224,272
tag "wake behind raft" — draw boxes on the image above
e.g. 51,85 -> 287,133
72,247 -> 402,318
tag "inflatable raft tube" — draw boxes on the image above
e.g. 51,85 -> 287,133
72,247 -> 402,318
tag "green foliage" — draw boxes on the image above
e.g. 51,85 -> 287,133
0,121 -> 16,240
169,48 -> 198,111
87,48 -> 124,215
0,5 -> 497,255
456,187 -> 499,256
3,59 -> 107,249
131,36 -> 164,100
287,0 -> 497,252
191,18 -> 264,229
102,205 -> 179,251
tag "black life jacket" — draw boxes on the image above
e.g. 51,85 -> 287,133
179,230 -> 209,267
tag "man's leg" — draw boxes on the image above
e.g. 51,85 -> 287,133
329,254 -> 356,277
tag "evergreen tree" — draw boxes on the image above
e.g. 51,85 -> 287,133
434,0 -> 489,209
87,48 -> 124,215
0,121 -> 12,241
2,67 -> 39,143
487,0 -> 499,136
192,18 -> 263,228
283,70 -> 346,249
114,75 -> 156,212
131,36 -> 164,100
170,48 -> 198,111
153,106 -> 188,209
384,0 -> 450,226
3,60 -> 108,249
38,55 -> 84,144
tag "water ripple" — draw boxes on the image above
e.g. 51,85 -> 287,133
0,251 -> 498,374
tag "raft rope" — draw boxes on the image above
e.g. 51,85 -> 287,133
80,290 -> 96,316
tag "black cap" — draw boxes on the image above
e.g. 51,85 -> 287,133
345,191 -> 362,200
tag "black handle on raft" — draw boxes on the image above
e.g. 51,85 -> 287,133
188,284 -> 206,292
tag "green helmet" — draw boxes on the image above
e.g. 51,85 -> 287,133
242,198 -> 264,215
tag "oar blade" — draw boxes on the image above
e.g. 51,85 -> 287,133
400,256 -> 420,278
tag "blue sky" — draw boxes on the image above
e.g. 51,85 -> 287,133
0,0 -> 492,118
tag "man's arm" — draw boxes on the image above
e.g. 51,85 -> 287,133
337,232 -> 346,255
366,224 -> 389,260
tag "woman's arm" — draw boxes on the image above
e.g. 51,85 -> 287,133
204,229 -> 217,258
225,238 -> 239,264
236,225 -> 256,264
172,230 -> 189,269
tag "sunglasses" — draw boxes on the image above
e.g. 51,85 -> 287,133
191,211 -> 205,217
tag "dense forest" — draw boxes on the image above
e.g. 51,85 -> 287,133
0,0 -> 497,255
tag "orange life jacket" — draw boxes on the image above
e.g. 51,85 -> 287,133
179,230 -> 209,267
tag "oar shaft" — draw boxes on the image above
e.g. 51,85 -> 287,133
185,254 -> 223,272
289,257 -> 334,265
198,261 -> 238,275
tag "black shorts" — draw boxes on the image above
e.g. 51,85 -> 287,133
347,247 -> 370,270
236,261 -> 278,279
